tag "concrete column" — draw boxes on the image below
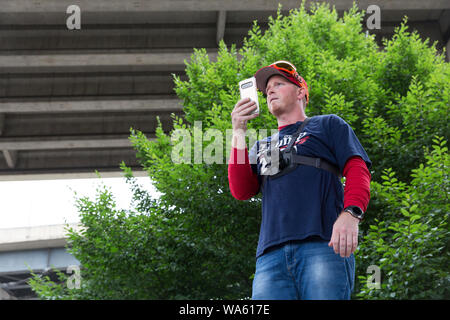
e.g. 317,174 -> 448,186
216,10 -> 227,45
2,150 -> 18,169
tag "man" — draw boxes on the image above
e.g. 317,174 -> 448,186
228,61 -> 372,300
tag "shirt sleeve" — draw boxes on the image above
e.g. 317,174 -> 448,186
343,156 -> 371,212
227,147 -> 260,200
327,114 -> 372,173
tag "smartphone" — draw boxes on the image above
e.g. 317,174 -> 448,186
239,77 -> 259,115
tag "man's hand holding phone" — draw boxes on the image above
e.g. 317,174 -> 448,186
230,98 -> 259,149
231,97 -> 259,130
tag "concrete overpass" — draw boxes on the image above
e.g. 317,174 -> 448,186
0,224 -> 81,299
0,0 -> 448,180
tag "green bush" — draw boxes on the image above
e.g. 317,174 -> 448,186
356,137 -> 449,299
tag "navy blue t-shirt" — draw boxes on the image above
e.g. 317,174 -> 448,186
249,114 -> 372,258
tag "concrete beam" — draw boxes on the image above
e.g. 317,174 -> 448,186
1,0 -> 449,12
0,136 -> 150,151
0,170 -> 149,182
0,98 -> 183,113
0,248 -> 79,273
0,29 -> 220,53
1,74 -> 179,97
4,112 -> 175,138
0,224 -> 82,252
0,148 -> 142,173
216,11 -> 227,45
0,5 -> 446,27
1,283 -> 30,291
0,11 -> 218,26
0,51 -> 218,72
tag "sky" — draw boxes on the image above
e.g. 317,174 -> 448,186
0,176 -> 160,230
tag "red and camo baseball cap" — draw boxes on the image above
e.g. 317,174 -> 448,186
254,60 -> 309,104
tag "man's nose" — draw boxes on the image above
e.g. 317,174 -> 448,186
266,86 -> 275,96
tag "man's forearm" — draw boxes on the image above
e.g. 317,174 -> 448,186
228,146 -> 260,200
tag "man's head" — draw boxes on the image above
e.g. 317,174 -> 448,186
254,61 -> 309,117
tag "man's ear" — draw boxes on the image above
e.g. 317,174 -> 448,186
297,87 -> 306,101
296,87 -> 307,108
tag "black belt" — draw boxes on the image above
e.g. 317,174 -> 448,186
290,154 -> 341,178
261,154 -> 342,190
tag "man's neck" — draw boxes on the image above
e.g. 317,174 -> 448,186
276,106 -> 307,130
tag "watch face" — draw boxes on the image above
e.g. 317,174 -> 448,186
353,206 -> 363,216
346,206 -> 364,219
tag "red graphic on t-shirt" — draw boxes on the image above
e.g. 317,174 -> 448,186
298,135 -> 310,145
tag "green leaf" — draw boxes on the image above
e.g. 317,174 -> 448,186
401,208 -> 410,217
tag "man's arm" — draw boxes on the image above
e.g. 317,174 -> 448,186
343,156 -> 371,211
329,156 -> 371,257
228,98 -> 260,200
228,145 -> 260,200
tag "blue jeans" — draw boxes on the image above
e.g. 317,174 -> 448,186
252,238 -> 355,300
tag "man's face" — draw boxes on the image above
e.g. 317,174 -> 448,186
265,75 -> 302,117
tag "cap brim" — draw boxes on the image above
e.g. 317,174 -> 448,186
254,67 -> 288,95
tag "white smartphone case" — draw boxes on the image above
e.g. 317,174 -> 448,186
239,77 -> 259,115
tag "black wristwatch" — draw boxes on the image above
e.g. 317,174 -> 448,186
343,206 -> 365,221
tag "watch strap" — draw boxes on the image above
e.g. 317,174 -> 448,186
344,206 -> 364,221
